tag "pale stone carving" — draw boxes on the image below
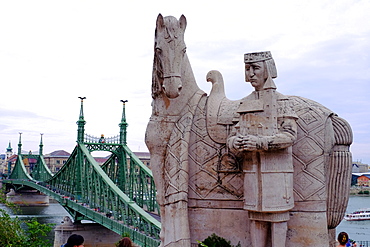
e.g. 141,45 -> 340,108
61,216 -> 74,226
227,51 -> 297,247
145,14 -> 353,247
145,14 -> 202,247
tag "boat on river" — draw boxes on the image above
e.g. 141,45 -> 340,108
344,208 -> 370,221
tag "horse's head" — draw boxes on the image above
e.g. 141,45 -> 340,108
152,14 -> 187,99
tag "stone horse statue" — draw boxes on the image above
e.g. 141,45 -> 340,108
145,14 -> 352,247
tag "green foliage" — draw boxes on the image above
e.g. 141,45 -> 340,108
358,190 -> 370,195
198,233 -> 241,247
197,240 -> 208,247
0,208 -> 26,246
0,188 -> 55,247
24,218 -> 55,247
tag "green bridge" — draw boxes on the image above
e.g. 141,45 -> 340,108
2,98 -> 161,247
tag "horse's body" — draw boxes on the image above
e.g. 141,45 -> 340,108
146,14 -> 352,247
145,14 -> 204,247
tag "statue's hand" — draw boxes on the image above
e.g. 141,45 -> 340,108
240,135 -> 258,151
232,133 -> 244,150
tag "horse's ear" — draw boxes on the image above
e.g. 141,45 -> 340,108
179,15 -> 187,31
156,13 -> 165,32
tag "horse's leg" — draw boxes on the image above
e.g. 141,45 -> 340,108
149,153 -> 166,246
150,154 -> 165,205
146,120 -> 171,246
146,120 -> 167,206
149,145 -> 190,247
163,200 -> 190,247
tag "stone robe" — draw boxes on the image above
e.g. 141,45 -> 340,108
229,89 -> 298,221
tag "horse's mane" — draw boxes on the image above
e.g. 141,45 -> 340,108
152,51 -> 163,98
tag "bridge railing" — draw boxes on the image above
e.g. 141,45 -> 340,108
4,133 -> 161,246
62,197 -> 160,246
46,143 -> 161,241
99,145 -> 159,214
84,133 -> 120,144
356,241 -> 370,247
2,179 -> 160,247
123,146 -> 158,213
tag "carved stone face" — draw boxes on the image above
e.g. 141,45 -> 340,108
154,14 -> 187,99
245,61 -> 267,91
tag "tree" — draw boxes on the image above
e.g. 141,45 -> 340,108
24,218 -> 54,247
0,188 -> 54,247
0,208 -> 26,246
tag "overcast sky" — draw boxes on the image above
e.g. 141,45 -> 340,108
0,0 -> 369,164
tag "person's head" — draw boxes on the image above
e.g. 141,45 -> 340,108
65,234 -> 84,247
244,51 -> 277,91
117,237 -> 133,247
337,232 -> 349,245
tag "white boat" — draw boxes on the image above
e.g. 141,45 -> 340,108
344,208 -> 370,221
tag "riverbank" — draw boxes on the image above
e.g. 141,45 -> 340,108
349,186 -> 370,195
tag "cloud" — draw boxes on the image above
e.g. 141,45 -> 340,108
0,0 -> 369,164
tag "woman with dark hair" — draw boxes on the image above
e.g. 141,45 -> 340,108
337,232 -> 349,247
61,234 -> 84,247
117,237 -> 133,247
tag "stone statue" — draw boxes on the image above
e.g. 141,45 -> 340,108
61,216 -> 74,226
145,14 -> 203,247
227,51 -> 297,247
145,14 -> 353,247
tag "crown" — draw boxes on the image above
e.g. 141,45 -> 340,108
244,51 -> 272,63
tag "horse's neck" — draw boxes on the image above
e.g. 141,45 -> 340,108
152,54 -> 201,117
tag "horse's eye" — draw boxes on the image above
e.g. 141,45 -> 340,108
155,47 -> 162,54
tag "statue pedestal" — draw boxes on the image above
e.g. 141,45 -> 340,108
287,211 -> 329,247
189,207 -> 250,247
54,217 -> 121,247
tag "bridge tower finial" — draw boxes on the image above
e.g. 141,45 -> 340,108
39,133 -> 44,155
119,100 -> 128,145
77,97 -> 86,143
18,132 -> 22,155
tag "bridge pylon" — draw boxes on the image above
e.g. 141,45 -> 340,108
7,133 -> 52,181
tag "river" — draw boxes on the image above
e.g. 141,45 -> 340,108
1,196 -> 369,243
337,195 -> 370,241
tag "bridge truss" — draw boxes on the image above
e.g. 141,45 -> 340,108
3,99 -> 160,247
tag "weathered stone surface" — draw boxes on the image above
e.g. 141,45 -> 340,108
287,211 -> 329,247
54,217 -> 121,247
145,14 -> 353,247
189,208 -> 250,246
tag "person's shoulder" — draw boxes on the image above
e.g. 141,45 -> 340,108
276,91 -> 289,100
